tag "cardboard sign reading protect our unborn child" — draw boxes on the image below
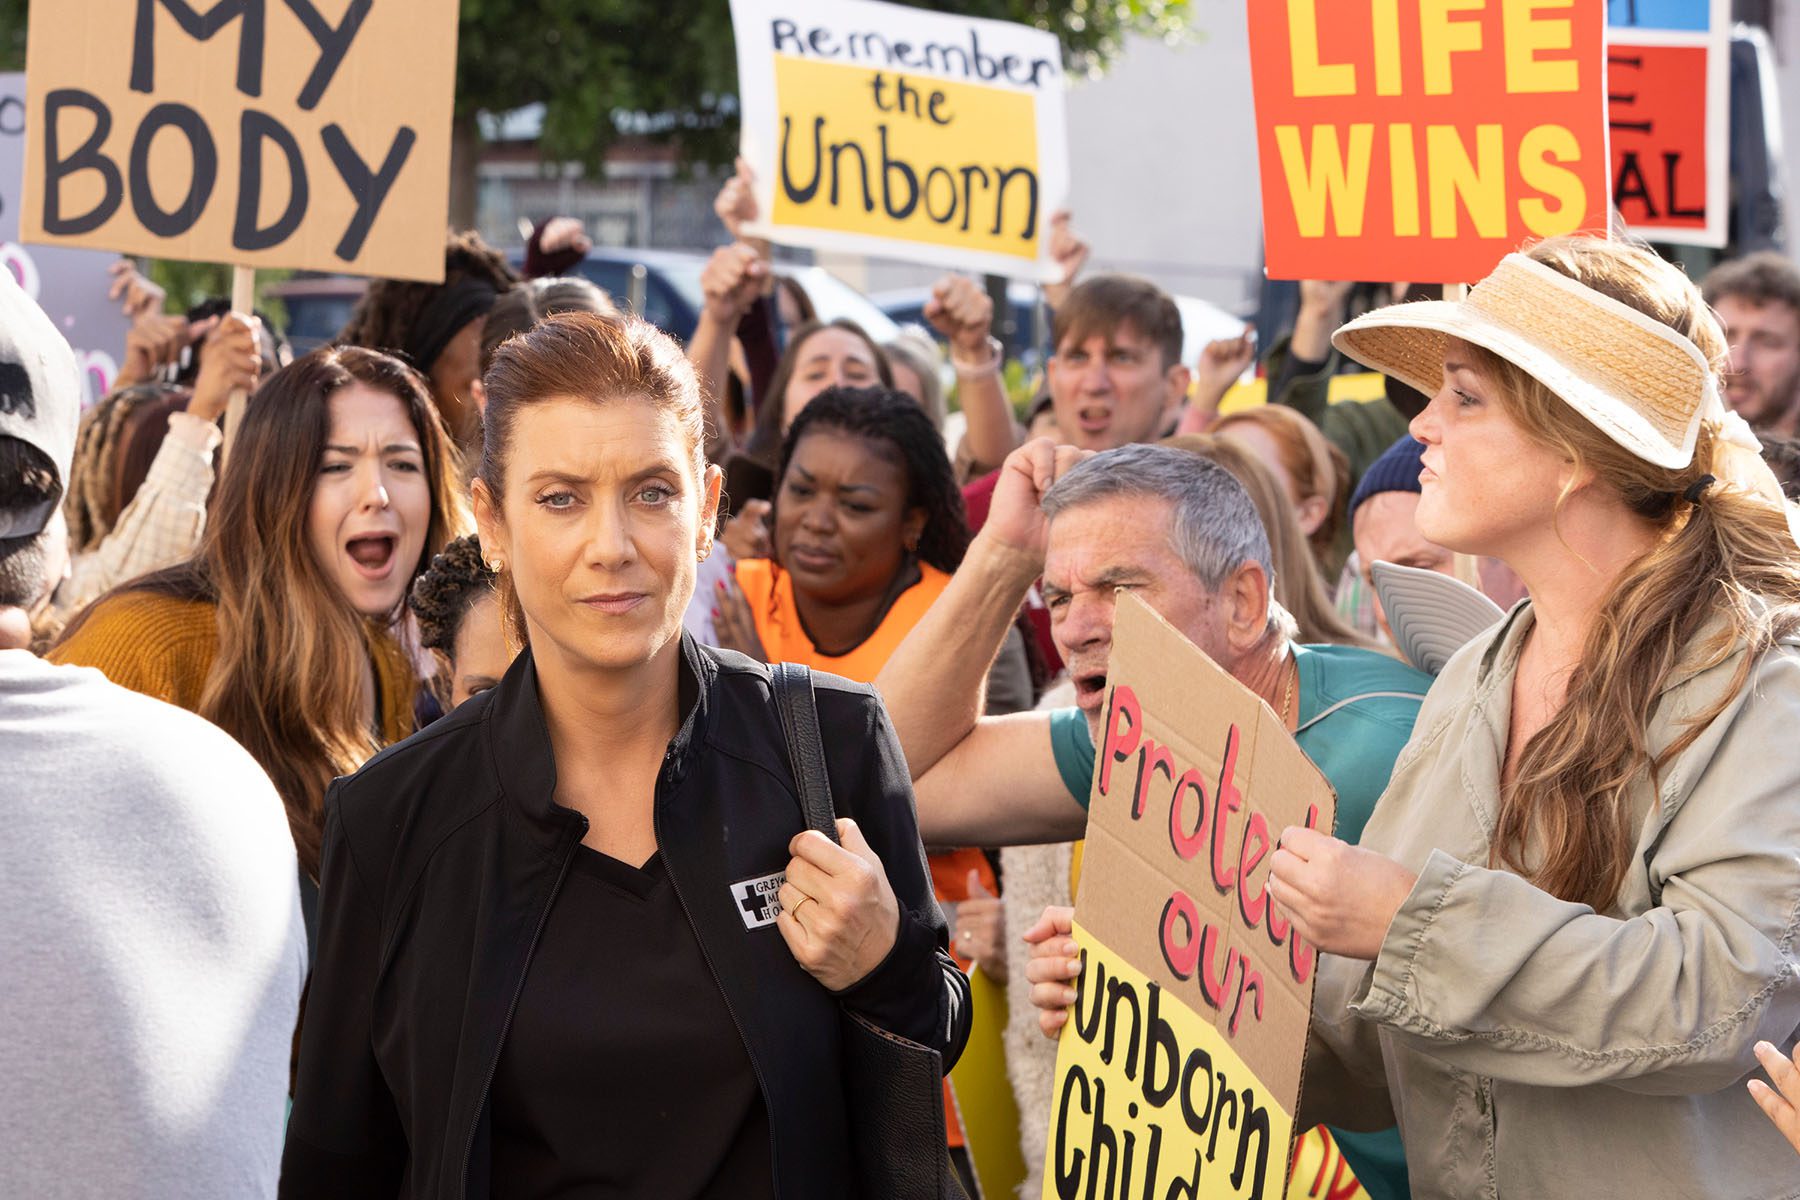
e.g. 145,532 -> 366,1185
1044,593 -> 1338,1200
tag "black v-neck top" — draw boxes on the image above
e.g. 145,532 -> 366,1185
488,846 -> 775,1199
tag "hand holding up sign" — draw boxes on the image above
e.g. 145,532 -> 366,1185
777,819 -> 901,992
189,313 -> 262,423
1022,903 -> 1080,1038
1267,826 -> 1416,961
924,275 -> 995,366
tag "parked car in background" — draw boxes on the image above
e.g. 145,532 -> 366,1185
509,248 -> 901,347
269,251 -> 900,361
874,282 -> 1052,367
877,282 -> 1247,370
266,274 -> 367,356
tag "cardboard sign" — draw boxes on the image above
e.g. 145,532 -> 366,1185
1043,594 -> 1337,1200
729,0 -> 1070,281
1246,0 -> 1611,283
1607,0 -> 1728,246
20,0 -> 457,283
0,75 -> 129,408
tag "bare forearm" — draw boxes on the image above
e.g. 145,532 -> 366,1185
914,716 -> 1087,846
1290,300 -> 1341,364
686,311 -> 737,461
873,532 -> 1039,778
956,369 -> 1021,472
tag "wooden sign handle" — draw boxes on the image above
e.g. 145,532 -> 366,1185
220,264 -> 256,462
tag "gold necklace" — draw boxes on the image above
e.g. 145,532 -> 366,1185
1282,654 -> 1297,728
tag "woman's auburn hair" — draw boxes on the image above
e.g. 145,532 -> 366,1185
1484,235 -> 1800,912
478,309 -> 708,648
1212,404 -> 1350,571
90,346 -> 469,879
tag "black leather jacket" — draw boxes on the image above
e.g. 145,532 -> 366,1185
280,635 -> 970,1199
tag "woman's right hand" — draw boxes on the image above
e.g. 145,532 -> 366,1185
778,818 -> 901,992
188,313 -> 261,422
1750,1040 -> 1800,1155
1022,904 -> 1082,1039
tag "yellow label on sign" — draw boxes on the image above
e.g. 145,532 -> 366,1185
1042,925 -> 1297,1200
769,55 -> 1042,261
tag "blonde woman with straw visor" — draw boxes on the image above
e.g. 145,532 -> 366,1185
1262,238 -> 1800,1198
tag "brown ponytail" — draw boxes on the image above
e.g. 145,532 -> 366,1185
1480,238 -> 1800,911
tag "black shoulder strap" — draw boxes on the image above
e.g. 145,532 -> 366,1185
770,662 -> 841,844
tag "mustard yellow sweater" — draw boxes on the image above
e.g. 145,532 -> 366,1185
50,589 -> 416,747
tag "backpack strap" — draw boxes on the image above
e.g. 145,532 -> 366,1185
770,662 -> 840,844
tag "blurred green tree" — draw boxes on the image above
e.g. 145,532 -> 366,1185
0,0 -> 1193,226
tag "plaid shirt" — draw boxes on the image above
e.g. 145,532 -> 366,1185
52,412 -> 219,622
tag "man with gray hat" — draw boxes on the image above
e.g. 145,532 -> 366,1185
0,273 -> 304,1199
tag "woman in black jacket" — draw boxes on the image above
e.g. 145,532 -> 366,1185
282,311 -> 971,1199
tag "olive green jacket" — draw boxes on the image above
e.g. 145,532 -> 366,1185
1308,602 -> 1800,1199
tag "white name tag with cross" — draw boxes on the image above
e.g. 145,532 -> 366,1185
731,871 -> 785,929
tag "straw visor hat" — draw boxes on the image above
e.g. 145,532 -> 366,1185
1332,252 -> 1723,471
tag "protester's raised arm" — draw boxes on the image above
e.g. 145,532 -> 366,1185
1041,210 -> 1090,312
872,438 -> 1083,778
926,275 -> 1019,473
687,244 -> 766,461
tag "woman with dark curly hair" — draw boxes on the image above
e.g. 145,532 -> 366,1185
408,534 -> 510,709
711,385 -> 1003,1194
336,229 -> 521,451
713,386 -> 968,676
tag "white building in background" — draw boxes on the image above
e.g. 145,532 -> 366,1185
475,17 -> 1269,313
818,17 -> 1268,313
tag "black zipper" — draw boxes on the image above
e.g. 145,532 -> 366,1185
653,748 -> 783,1192
459,820 -> 582,1200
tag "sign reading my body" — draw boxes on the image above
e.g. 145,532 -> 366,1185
41,0 -> 409,262
1278,0 -> 1592,241
1098,683 -> 1325,1036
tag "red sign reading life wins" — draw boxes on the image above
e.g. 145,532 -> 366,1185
1246,0 -> 1612,284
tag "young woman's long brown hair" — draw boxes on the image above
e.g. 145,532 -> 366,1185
1212,404 -> 1353,577
74,348 -> 469,876
1484,237 -> 1800,911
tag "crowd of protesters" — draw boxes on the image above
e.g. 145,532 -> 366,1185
9,146 -> 1800,1200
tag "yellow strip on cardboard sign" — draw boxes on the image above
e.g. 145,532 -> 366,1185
1045,924 -> 1297,1200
